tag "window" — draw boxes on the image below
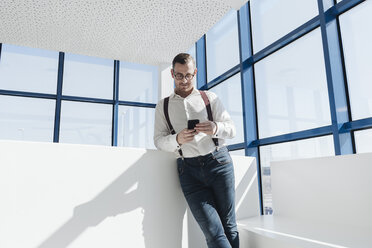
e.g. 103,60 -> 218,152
339,0 -> 372,120
209,73 -> 244,145
255,28 -> 331,138
354,129 -> 372,154
59,101 -> 112,146
0,95 -> 55,142
119,61 -> 158,104
206,10 -> 240,81
117,106 -> 155,149
63,53 -> 114,99
259,135 -> 335,214
229,149 -> 245,156
187,44 -> 196,64
187,44 -> 197,88
0,44 -> 58,94
250,0 -> 319,53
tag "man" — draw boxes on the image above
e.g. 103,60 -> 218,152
154,53 -> 239,248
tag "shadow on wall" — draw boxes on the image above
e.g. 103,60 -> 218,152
235,158 -> 258,219
37,151 -> 187,248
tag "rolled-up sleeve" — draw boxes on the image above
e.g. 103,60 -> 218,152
153,100 -> 181,153
208,92 -> 236,140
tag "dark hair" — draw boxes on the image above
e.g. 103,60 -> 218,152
172,53 -> 196,69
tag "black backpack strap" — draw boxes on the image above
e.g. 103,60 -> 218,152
163,97 -> 175,135
164,97 -> 183,157
200,91 -> 219,147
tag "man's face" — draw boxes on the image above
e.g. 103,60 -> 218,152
171,61 -> 197,95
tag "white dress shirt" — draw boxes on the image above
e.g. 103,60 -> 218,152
154,88 -> 236,158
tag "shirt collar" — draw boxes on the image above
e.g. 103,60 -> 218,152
171,87 -> 199,99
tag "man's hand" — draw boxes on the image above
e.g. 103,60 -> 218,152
195,121 -> 217,136
176,128 -> 197,145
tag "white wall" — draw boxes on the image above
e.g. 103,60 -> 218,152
0,140 -> 259,248
158,63 -> 173,100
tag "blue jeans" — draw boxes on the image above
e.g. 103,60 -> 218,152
177,146 -> 239,248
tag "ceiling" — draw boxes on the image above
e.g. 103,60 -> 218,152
0,0 -> 247,66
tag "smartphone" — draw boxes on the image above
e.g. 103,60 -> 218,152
187,119 -> 199,130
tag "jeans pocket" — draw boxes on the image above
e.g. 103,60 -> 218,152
213,150 -> 232,166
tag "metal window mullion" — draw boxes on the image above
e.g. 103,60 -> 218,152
202,64 -> 240,90
317,0 -> 353,155
341,118 -> 372,133
118,101 -> 156,108
334,4 -> 357,153
61,95 -> 113,104
227,142 -> 245,151
0,89 -> 55,99
53,52 -> 64,143
250,16 -> 320,65
196,35 -> 207,89
251,125 -> 334,147
112,60 -> 120,146
238,2 -> 263,215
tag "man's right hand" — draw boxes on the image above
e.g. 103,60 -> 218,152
176,128 -> 197,145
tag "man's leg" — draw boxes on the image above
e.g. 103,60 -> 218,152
210,150 -> 239,248
177,159 -> 232,248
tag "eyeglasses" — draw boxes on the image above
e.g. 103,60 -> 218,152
173,72 -> 195,81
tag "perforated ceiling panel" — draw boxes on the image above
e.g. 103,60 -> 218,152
0,0 -> 247,65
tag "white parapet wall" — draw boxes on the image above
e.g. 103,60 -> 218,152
0,140 -> 260,248
237,153 -> 372,248
271,153 -> 372,229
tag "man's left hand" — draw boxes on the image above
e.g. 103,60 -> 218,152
195,121 -> 217,136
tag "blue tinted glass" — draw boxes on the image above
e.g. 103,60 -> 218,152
255,29 -> 331,138
0,44 -> 58,94
187,44 -> 197,88
0,95 -> 55,141
354,129 -> 372,154
209,73 -> 244,145
59,101 -> 112,146
118,106 -> 155,149
339,0 -> 372,120
63,53 -> 114,99
187,44 -> 196,65
250,0 -> 319,53
119,61 -> 158,103
229,149 -> 245,156
206,10 -> 240,81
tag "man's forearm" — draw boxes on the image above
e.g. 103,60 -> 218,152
154,133 -> 180,153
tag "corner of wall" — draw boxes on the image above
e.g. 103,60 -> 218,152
158,63 -> 173,101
